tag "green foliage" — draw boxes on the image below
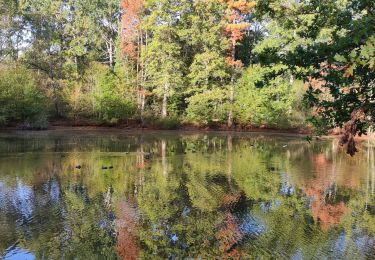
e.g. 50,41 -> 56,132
235,65 -> 307,128
185,89 -> 228,126
2,0 -> 373,134
62,62 -> 136,124
188,51 -> 230,94
91,64 -> 136,123
142,0 -> 186,118
255,0 -> 375,135
0,65 -> 49,128
96,94 -> 135,124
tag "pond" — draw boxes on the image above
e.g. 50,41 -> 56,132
0,130 -> 374,259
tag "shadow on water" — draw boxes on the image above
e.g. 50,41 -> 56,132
0,130 -> 375,259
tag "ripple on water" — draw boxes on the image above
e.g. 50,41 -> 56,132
0,132 -> 374,259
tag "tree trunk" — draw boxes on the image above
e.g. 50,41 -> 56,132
228,39 -> 236,129
136,31 -> 145,125
290,74 -> 294,85
140,32 -> 145,126
140,92 -> 145,126
162,84 -> 168,119
74,56 -> 79,78
108,39 -> 114,70
227,79 -> 234,129
49,64 -> 60,118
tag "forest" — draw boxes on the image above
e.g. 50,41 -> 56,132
0,1 -> 374,140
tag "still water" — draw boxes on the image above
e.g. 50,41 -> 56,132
0,130 -> 374,259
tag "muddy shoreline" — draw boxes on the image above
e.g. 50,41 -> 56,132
0,122 -> 373,141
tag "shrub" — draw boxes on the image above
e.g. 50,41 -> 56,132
185,89 -> 228,126
234,65 -> 309,128
96,94 -> 135,124
0,65 -> 49,128
62,62 -> 136,124
92,63 -> 136,123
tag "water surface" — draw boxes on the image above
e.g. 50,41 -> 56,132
0,130 -> 374,259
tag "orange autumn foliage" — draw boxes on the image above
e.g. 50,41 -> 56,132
120,0 -> 143,60
220,0 -> 256,67
221,193 -> 243,208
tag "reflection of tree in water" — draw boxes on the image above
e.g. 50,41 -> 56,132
61,187 -> 118,259
302,152 -> 348,230
136,142 -> 146,169
2,133 -> 375,259
296,142 -> 375,232
215,135 -> 244,258
216,193 -> 246,258
116,199 -> 139,260
0,152 -> 123,259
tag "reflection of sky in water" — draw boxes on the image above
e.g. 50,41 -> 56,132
239,214 -> 266,236
42,179 -> 60,204
352,229 -> 375,257
12,180 -> 34,220
181,206 -> 190,217
260,200 -> 281,212
0,181 -> 6,209
171,234 -> 178,242
280,172 -> 295,196
332,232 -> 347,257
3,247 -> 35,260
0,180 -> 35,220
327,230 -> 373,259
291,248 -> 303,260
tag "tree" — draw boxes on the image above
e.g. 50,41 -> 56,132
255,0 -> 375,155
20,0 -> 68,116
141,0 -> 186,119
0,0 -> 27,61
0,65 -> 48,127
121,0 -> 147,121
184,0 -> 230,125
121,0 -> 143,60
220,0 -> 256,128
91,0 -> 121,70
146,32 -> 183,118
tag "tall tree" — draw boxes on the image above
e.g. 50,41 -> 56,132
142,0 -> 186,119
0,0 -> 27,61
91,0 -> 121,69
220,0 -> 256,128
121,0 -> 146,120
145,26 -> 183,119
184,0 -> 230,125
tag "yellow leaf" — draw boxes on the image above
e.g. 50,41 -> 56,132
343,65 -> 354,78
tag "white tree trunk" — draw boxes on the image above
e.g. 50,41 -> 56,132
227,82 -> 234,128
162,84 -> 168,118
108,39 -> 114,69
